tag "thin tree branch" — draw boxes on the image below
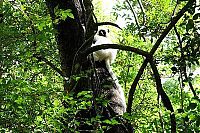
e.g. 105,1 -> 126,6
127,0 -> 195,113
174,26 -> 197,97
0,3 -> 2,23
158,96 -> 165,133
95,22 -> 122,30
178,68 -> 184,110
125,0 -> 146,41
184,72 -> 197,97
33,54 -> 66,78
17,3 -> 67,79
172,0 -> 179,17
150,1 -> 194,55
16,2 -> 66,79
71,31 -> 96,75
0,14 -> 3,23
137,0 -> 146,25
82,44 -> 151,58
149,59 -> 176,132
125,0 -> 140,30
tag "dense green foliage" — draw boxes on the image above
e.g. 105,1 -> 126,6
113,0 -> 200,132
1,0 -> 200,132
1,0 -> 64,132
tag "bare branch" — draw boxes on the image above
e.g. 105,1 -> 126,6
95,22 -> 122,30
82,44 -> 151,58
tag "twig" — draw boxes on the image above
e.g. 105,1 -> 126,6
137,0 -> 146,25
125,0 -> 140,30
33,54 -> 65,78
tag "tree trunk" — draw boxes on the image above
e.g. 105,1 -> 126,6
45,0 -> 133,132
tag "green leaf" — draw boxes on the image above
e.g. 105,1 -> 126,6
103,119 -> 119,125
53,99 -> 60,107
103,119 -> 112,124
15,97 -> 23,104
110,119 -> 119,125
60,9 -> 74,20
20,5 -> 26,11
77,91 -> 92,98
36,116 -> 43,122
68,13 -> 74,19
189,114 -> 196,120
